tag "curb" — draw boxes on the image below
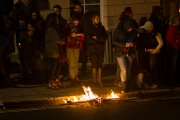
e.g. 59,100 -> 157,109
1,87 -> 180,108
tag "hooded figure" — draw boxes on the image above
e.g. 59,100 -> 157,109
113,19 -> 138,92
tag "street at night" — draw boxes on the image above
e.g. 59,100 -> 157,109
1,98 -> 180,120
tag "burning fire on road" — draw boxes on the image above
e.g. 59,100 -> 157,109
63,86 -> 120,106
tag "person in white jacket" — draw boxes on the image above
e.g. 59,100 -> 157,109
143,21 -> 164,89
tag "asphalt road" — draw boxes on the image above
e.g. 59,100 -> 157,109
0,98 -> 180,120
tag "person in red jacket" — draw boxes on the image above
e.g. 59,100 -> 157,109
63,13 -> 85,87
166,15 -> 180,86
166,16 -> 180,86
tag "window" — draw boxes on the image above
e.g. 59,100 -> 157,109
70,0 -> 100,16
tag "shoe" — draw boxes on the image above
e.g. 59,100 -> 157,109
47,80 -> 59,90
70,78 -> 77,87
74,77 -> 83,86
121,81 -> 131,93
150,83 -> 157,89
114,81 -> 121,86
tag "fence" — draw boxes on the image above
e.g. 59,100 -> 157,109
104,30 -> 116,64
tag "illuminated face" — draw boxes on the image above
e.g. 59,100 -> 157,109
92,16 -> 100,24
19,20 -> 25,25
73,20 -> 79,26
31,12 -> 37,20
53,8 -> 61,16
74,5 -> 82,13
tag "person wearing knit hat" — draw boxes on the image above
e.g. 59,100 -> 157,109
144,21 -> 153,31
143,20 -> 163,89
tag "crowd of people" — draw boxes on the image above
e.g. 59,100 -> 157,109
0,0 -> 180,92
113,6 -> 180,92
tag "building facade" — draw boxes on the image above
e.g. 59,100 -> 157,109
12,0 -> 161,63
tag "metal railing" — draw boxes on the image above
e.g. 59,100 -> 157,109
104,30 -> 116,64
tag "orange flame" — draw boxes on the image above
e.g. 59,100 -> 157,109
106,90 -> 119,99
63,86 -> 98,103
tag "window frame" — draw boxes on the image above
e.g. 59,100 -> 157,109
70,0 -> 103,24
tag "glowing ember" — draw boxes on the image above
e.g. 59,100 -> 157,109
106,90 -> 119,99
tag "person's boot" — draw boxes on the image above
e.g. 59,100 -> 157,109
97,68 -> 103,87
121,81 -> 130,93
92,68 -> 97,85
70,78 -> 77,87
74,76 -> 83,86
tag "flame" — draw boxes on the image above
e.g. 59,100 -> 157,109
63,86 -> 98,103
63,87 -> 119,103
73,96 -> 78,102
80,86 -> 98,101
106,90 -> 119,99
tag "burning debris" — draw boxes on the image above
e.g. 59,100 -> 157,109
63,86 -> 120,106
106,90 -> 119,99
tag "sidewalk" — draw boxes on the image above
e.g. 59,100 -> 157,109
1,64 -> 180,107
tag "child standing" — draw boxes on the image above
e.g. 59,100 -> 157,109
63,13 -> 85,87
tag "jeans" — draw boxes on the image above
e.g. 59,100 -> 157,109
145,52 -> 159,84
117,54 -> 133,83
67,48 -> 80,78
89,52 -> 104,69
166,48 -> 179,81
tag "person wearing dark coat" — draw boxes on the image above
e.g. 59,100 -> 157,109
53,5 -> 69,81
113,19 -> 138,92
87,14 -> 108,87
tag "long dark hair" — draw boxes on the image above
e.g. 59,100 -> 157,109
30,8 -> 43,21
45,13 -> 60,35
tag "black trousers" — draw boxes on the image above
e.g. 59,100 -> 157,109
89,52 -> 104,69
48,58 -> 62,80
145,52 -> 159,84
22,57 -> 35,78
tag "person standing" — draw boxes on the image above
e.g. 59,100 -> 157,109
166,16 -> 180,86
73,2 -> 89,75
143,21 -> 163,89
114,7 -> 139,87
113,19 -> 138,92
18,14 -> 36,82
63,13 -> 85,87
53,5 -> 69,81
87,14 -> 107,87
149,6 -> 167,80
29,8 -> 46,84
45,13 -> 65,89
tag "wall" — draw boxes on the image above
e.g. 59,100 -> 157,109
40,0 -> 70,21
103,0 -> 160,31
